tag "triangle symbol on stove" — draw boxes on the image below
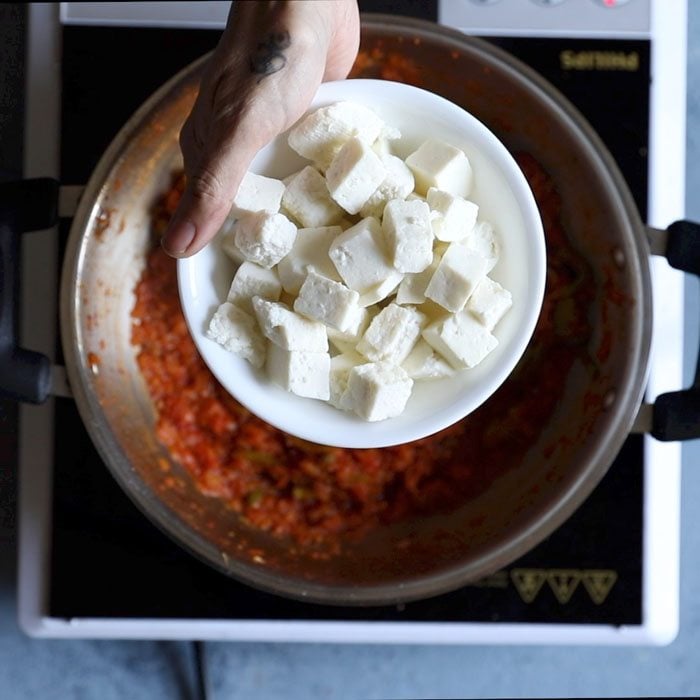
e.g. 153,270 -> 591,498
581,570 -> 618,605
547,569 -> 582,604
510,568 -> 547,603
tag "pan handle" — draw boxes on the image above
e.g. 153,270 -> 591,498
645,220 -> 700,441
0,178 -> 59,404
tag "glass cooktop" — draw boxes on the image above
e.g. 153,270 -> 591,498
48,19 -> 650,626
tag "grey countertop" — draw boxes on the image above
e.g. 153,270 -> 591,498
1,4 -> 699,699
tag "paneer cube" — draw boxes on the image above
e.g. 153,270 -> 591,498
343,362 -> 414,422
282,166 -> 345,228
467,277 -> 513,330
382,198 -> 434,273
371,137 -> 393,158
288,101 -> 386,170
206,302 -> 266,368
233,210 -> 297,269
405,139 -> 473,198
422,310 -> 498,369
402,338 -> 455,381
360,153 -> 415,219
294,269 -> 360,332
328,351 -> 365,409
325,137 -> 386,215
395,251 -> 443,305
424,241 -> 488,312
230,171 -> 285,218
328,217 -> 402,296
282,169 -> 303,187
252,297 -> 328,351
227,261 -> 282,314
219,224 -> 246,265
356,303 -> 426,364
464,221 -> 500,272
277,225 -> 342,295
357,275 -> 403,307
266,343 -> 330,400
427,188 -> 479,242
327,305 -> 373,354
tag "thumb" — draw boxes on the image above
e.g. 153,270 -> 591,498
161,153 -> 247,258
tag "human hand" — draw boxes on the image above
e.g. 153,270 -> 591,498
161,0 -> 360,258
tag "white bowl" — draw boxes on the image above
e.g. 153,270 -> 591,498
178,79 -> 546,449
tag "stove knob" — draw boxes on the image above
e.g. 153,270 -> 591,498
591,0 -> 633,6
467,0 -> 502,5
529,0 -> 569,5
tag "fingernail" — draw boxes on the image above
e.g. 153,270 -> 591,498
162,220 -> 196,256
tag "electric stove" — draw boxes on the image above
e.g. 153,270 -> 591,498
17,0 -> 686,643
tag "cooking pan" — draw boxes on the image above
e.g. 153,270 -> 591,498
1,16 -> 699,605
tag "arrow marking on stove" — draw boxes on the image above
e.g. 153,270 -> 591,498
547,569 -> 582,604
510,569 -> 547,603
581,570 -> 618,605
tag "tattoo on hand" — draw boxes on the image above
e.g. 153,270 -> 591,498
250,31 -> 291,81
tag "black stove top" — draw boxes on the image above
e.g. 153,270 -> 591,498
50,18 -> 650,625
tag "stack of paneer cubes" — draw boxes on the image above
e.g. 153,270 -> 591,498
207,102 -> 512,422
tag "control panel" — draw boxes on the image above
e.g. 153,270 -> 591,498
438,0 -> 651,37
60,1 -> 651,34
